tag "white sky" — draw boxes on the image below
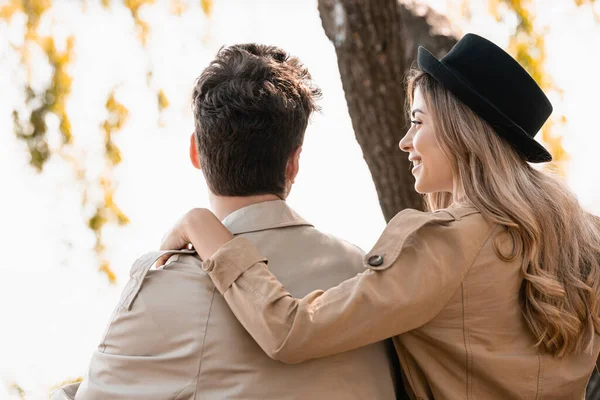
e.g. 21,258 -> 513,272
0,0 -> 599,398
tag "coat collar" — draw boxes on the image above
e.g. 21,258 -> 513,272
439,206 -> 480,221
221,200 -> 313,235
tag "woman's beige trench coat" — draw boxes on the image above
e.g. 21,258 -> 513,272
203,206 -> 600,400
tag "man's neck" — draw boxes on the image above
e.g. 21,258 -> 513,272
209,192 -> 283,221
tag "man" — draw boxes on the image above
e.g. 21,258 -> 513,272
53,44 -> 398,399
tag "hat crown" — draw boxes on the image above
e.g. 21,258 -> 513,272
441,34 -> 552,139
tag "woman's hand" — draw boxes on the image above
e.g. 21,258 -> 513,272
157,208 -> 234,267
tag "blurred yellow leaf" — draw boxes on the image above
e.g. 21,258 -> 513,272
104,92 -> 130,131
9,382 -> 25,400
88,208 -> 107,231
125,0 -> 156,45
60,116 -> 73,144
110,203 -> 131,226
99,261 -> 117,284
170,0 -> 188,15
105,141 -> 122,165
492,0 -> 569,171
94,240 -> 106,254
125,0 -> 155,10
24,0 -> 52,17
488,0 -> 503,21
42,36 -> 75,145
102,175 -> 130,224
573,0 -> 600,21
23,0 -> 51,32
158,89 -> 170,110
0,0 -> 23,21
201,0 -> 212,16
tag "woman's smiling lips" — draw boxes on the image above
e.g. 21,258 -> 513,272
410,157 -> 422,174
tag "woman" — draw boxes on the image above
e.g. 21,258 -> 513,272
160,34 -> 600,399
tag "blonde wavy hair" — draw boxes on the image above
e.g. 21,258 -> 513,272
407,70 -> 600,357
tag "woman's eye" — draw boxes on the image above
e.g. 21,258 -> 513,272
410,120 -> 422,128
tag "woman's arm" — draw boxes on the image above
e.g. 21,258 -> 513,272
167,208 -> 495,363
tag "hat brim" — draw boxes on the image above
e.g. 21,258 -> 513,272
417,47 -> 552,163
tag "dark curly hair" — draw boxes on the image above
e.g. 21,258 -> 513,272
192,43 -> 321,197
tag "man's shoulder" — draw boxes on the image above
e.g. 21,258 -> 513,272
140,254 -> 214,315
266,222 -> 367,259
255,202 -> 367,257
308,226 -> 366,255
75,252 -> 214,399
100,252 -> 214,351
253,224 -> 368,278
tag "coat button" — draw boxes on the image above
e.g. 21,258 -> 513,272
368,255 -> 384,267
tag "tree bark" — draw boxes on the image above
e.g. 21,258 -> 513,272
318,0 -> 458,221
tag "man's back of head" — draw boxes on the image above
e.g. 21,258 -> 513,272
191,43 -> 321,199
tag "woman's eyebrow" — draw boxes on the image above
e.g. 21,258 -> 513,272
411,108 -> 425,118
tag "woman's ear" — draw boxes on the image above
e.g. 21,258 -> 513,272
189,133 -> 201,170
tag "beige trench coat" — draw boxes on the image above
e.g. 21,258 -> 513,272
52,201 -> 397,400
202,206 -> 600,399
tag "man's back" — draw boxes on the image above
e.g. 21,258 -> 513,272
63,201 -> 396,399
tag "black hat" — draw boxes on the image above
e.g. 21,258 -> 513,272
417,33 -> 553,163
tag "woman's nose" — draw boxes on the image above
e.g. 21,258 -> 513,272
399,130 -> 412,153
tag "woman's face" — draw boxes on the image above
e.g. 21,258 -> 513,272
399,87 -> 454,194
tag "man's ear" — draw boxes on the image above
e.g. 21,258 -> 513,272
286,146 -> 302,184
189,133 -> 201,170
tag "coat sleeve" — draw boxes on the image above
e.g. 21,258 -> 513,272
204,209 -> 494,364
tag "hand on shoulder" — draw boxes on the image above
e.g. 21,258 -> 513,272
158,208 -> 234,267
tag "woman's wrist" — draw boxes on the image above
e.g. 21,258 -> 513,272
184,208 -> 234,260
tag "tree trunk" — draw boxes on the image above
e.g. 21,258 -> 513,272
318,0 -> 600,398
318,0 -> 457,221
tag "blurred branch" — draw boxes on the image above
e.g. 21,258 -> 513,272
1,0 -> 216,281
9,381 -> 26,400
124,0 -> 155,45
5,1 -> 73,171
488,0 -> 569,174
574,0 -> 600,21
0,2 -> 132,282
84,91 -> 132,283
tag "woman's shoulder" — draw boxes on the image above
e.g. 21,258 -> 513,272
363,206 -> 496,271
388,205 -> 492,235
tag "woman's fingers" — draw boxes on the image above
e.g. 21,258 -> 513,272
155,253 -> 172,268
156,210 -> 197,267
156,208 -> 233,267
184,209 -> 234,260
